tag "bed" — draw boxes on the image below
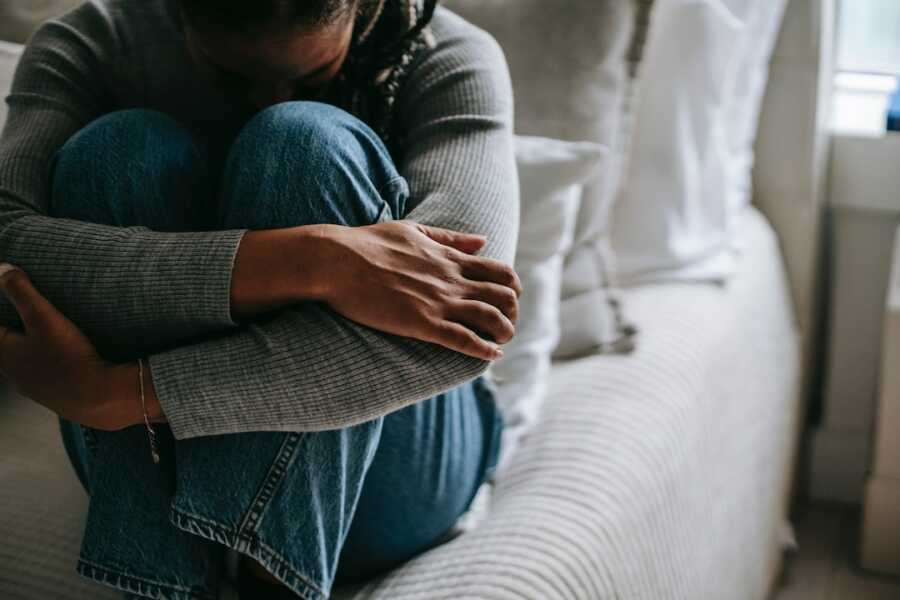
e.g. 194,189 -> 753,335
0,0 -> 831,596
0,207 -> 801,599
331,207 -> 802,599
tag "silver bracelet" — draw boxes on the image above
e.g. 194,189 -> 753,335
138,358 -> 160,464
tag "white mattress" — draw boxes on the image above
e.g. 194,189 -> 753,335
0,204 -> 801,600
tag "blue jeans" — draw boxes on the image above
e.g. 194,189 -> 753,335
53,103 -> 503,600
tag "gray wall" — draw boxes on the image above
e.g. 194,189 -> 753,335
0,0 -> 81,45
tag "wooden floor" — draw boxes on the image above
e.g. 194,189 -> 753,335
771,503 -> 900,600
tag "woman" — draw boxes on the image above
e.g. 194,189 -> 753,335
0,0 -> 519,598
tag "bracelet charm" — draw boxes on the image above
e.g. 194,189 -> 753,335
138,358 -> 160,464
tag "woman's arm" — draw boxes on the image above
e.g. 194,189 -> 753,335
0,9 -> 517,438
0,13 -> 366,351
142,19 -> 519,439
0,11 -> 249,355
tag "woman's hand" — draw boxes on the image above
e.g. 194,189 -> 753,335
232,221 -> 522,360
311,221 -> 522,361
0,264 -> 137,431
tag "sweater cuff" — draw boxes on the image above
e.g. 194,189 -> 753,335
148,350 -> 207,440
161,228 -> 246,331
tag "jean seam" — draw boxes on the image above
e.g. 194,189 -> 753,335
167,431 -> 326,599
170,508 -> 326,600
77,558 -> 215,600
237,432 -> 305,536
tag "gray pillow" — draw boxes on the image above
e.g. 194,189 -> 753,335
443,0 -> 655,356
0,0 -> 81,45
0,42 -> 24,130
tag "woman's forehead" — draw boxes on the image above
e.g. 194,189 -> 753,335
186,19 -> 353,81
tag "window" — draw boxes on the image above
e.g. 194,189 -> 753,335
831,0 -> 900,134
837,0 -> 900,76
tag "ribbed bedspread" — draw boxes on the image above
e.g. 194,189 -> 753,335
0,208 -> 800,599
334,207 -> 802,599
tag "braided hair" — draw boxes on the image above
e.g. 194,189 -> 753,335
178,0 -> 439,149
338,0 -> 437,146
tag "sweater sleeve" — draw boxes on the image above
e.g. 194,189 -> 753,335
148,18 -> 519,439
0,7 -> 246,354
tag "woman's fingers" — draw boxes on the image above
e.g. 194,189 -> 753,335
448,300 -> 515,345
417,224 -> 487,255
461,255 -> 523,297
464,281 -> 519,323
432,320 -> 503,361
0,264 -> 57,331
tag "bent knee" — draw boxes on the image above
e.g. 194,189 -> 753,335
51,109 -> 206,225
238,101 -> 365,144
220,102 -> 407,229
57,109 -> 193,160
230,101 -> 395,174
55,109 -> 201,183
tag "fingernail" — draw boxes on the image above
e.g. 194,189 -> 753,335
494,347 -> 504,360
0,263 -> 19,279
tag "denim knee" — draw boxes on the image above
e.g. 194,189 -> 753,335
51,109 -> 210,229
219,101 -> 408,230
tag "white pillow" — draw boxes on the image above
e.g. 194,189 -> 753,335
613,0 -> 743,283
489,136 -> 605,473
722,0 -> 788,242
612,0 -> 786,284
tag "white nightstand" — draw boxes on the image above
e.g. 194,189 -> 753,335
860,223 -> 900,576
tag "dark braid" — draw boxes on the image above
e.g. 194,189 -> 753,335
378,0 -> 436,60
336,0 -> 439,149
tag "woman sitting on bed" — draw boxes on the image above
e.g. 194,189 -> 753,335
0,0 -> 520,597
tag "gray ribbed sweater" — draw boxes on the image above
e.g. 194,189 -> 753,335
0,1 -> 518,439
